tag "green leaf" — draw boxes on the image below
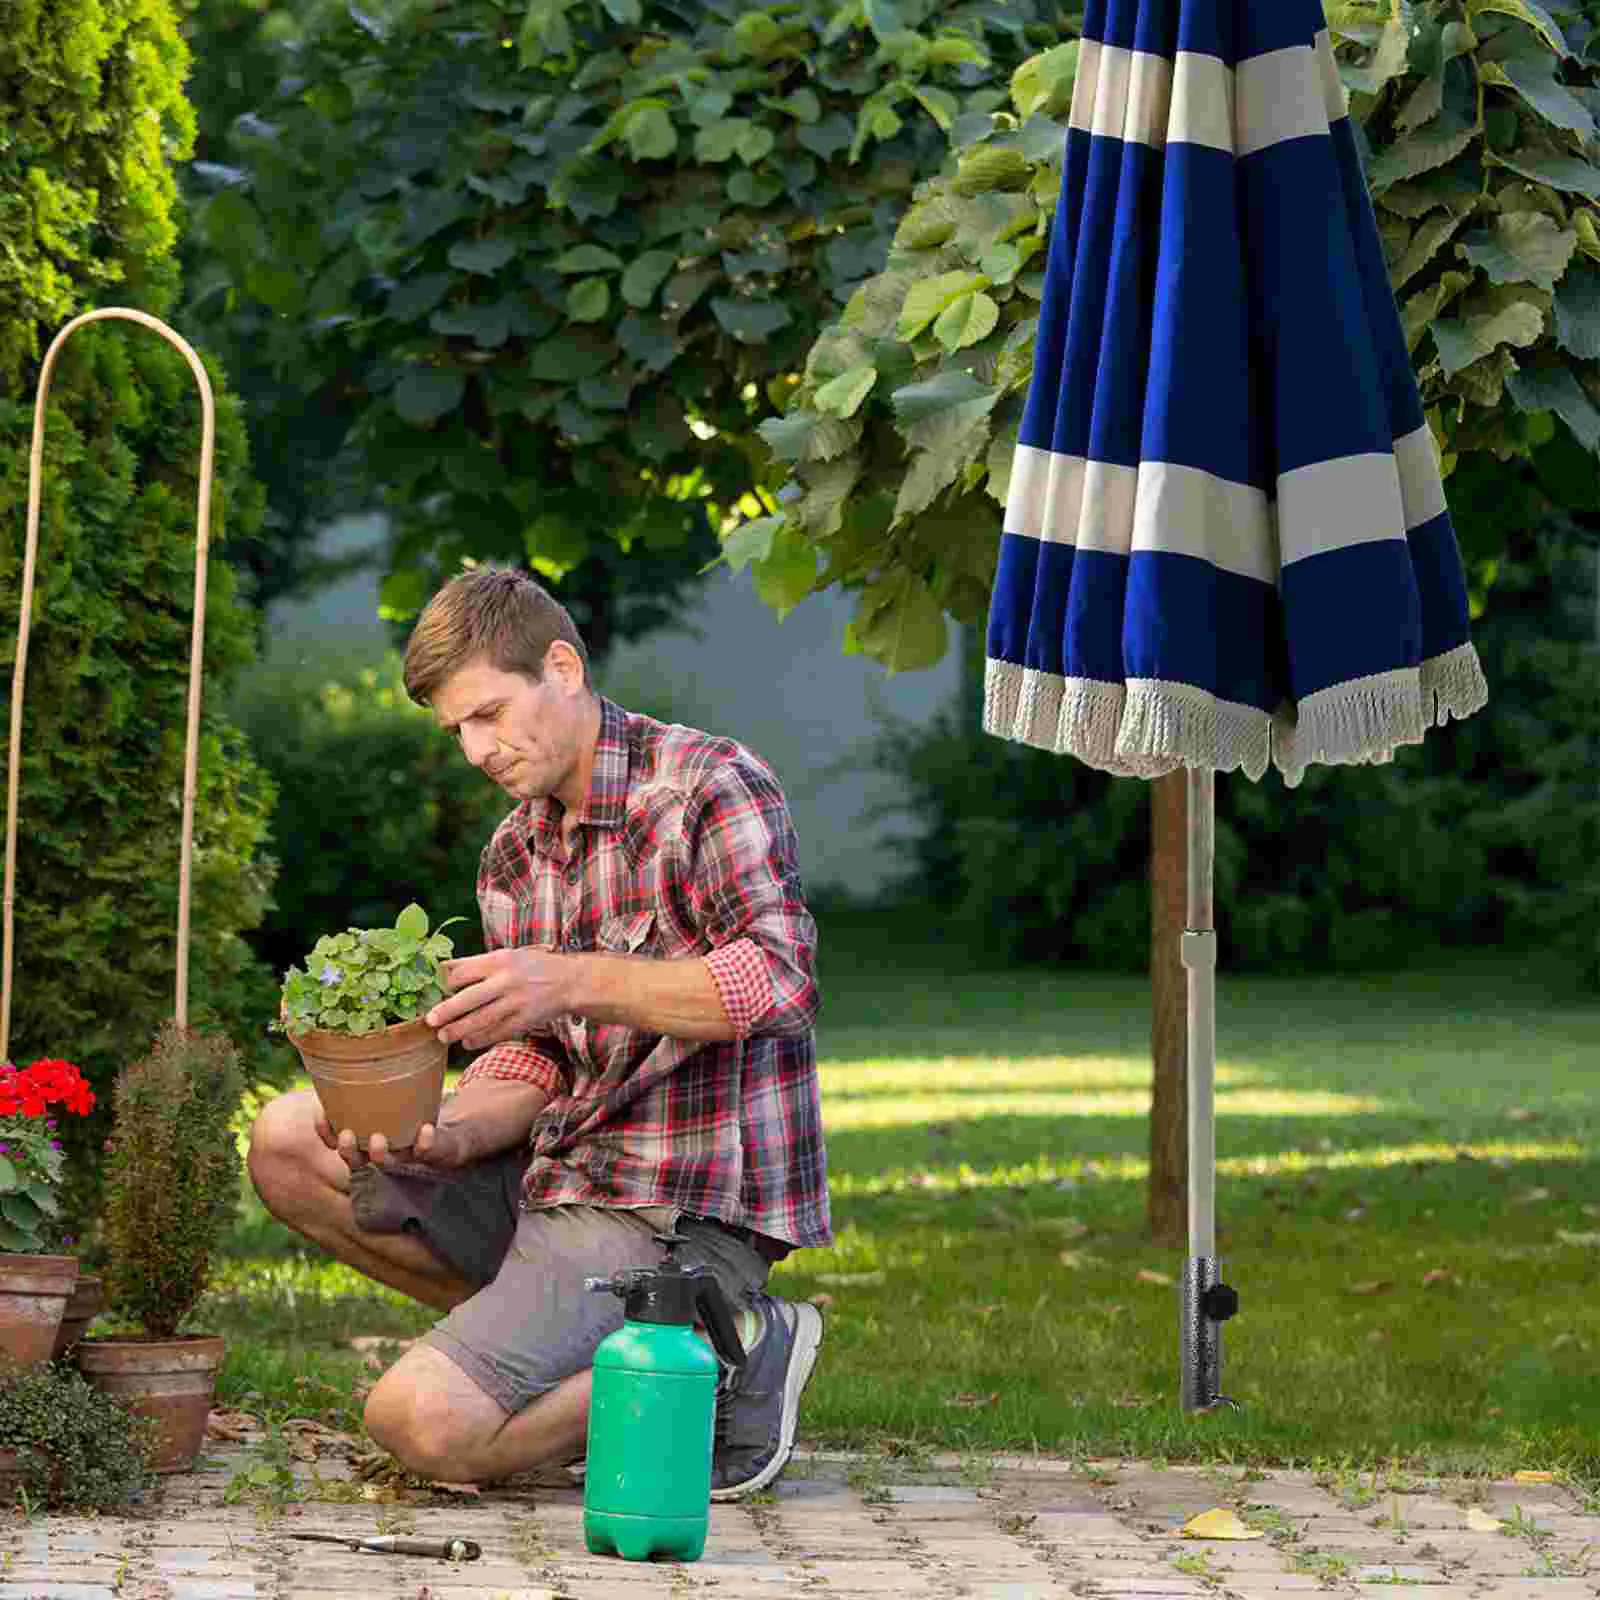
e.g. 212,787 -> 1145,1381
711,296 -> 793,343
736,124 -> 776,165
1396,70 -> 1445,131
1430,293 -> 1547,375
21,1182 -> 58,1217
567,277 -> 612,322
626,104 -> 677,161
1341,18 -> 1410,95
0,1220 -> 35,1251
721,516 -> 782,572
1394,212 -> 1467,290
889,369 -> 997,425
853,574 -> 948,673
932,290 -> 1000,351
528,328 -> 614,381
393,368 -> 465,425
447,236 -> 518,275
1481,58 -> 1594,136
0,1155 -> 16,1192
600,0 -> 641,21
727,169 -> 785,207
621,250 -> 678,308
897,271 -> 991,339
792,458 -> 862,536
758,410 -> 859,463
1468,0 -> 1569,56
524,516 -> 591,580
1554,262 -> 1600,359
1507,366 -> 1600,450
814,363 -> 878,419
751,523 -> 818,619
1488,149 -> 1600,200
519,0 -> 574,66
695,118 -> 753,163
1011,41 -> 1080,120
912,85 -> 960,132
0,1192 -> 42,1229
773,88 -> 821,123
1368,120 -> 1478,189
555,244 -> 624,274
1459,212 -> 1577,290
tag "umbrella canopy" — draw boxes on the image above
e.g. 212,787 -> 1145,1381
985,0 -> 1487,781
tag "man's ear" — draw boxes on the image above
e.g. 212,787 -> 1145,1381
544,639 -> 587,692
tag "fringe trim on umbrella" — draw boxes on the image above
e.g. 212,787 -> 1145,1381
1419,640 -> 1489,727
1119,679 -> 1271,782
1272,667 -> 1426,790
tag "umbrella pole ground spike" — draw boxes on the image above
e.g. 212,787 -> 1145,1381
1180,764 -> 1240,1413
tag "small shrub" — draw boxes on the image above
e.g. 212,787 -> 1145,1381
0,1365 -> 153,1511
100,1023 -> 245,1338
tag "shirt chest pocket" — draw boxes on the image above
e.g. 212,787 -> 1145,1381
596,910 -> 656,956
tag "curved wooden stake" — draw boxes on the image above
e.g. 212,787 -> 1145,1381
2,308 -> 216,1061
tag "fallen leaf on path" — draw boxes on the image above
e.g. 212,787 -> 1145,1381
1504,1107 -> 1537,1122
1348,1280 -> 1394,1295
1137,1269 -> 1173,1286
1513,1470 -> 1557,1484
1039,1217 -> 1090,1239
1058,1250 -> 1099,1270
1556,1230 -> 1600,1247
1181,1508 -> 1266,1541
944,1391 -> 999,1409
1465,1508 -> 1503,1532
814,1270 -> 886,1286
1421,1267 -> 1456,1287
205,1409 -> 257,1442
1512,1187 -> 1550,1205
809,1292 -> 834,1309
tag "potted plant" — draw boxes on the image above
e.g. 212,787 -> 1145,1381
280,903 -> 462,1149
0,1057 -> 97,1369
75,1021 -> 244,1473
0,1364 -> 153,1510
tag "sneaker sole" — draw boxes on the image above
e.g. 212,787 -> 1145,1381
709,1301 -> 824,1502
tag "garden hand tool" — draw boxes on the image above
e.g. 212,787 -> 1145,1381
288,1532 -> 481,1560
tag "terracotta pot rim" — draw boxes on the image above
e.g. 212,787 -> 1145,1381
289,1016 -> 441,1049
0,1252 -> 80,1269
77,1332 -> 226,1351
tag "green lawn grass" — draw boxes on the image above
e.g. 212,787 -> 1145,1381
198,915 -> 1600,1477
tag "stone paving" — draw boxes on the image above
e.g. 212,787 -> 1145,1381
4,1437 -> 1598,1600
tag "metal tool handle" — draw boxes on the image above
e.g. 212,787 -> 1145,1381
362,1536 -> 481,1560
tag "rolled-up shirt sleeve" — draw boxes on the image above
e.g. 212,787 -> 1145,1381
456,1038 -> 569,1098
683,756 -> 820,1041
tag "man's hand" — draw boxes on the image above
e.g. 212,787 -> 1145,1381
426,947 -> 574,1049
314,1110 -> 474,1172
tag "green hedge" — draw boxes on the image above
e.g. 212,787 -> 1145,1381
0,0 -> 277,1235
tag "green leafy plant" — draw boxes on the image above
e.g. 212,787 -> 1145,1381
750,2 -> 1600,666
100,1022 -> 247,1339
180,0 -> 1065,647
281,904 -> 464,1037
0,1059 -> 95,1252
0,1365 -> 154,1511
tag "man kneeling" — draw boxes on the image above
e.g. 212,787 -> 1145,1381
248,567 -> 830,1498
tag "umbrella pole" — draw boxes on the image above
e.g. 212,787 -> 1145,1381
1179,765 -> 1238,1411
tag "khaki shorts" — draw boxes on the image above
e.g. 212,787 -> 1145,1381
348,1148 -> 773,1414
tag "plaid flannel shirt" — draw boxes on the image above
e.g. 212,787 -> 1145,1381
456,698 -> 831,1251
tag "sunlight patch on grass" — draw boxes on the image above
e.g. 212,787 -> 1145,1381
825,1137 -> 1586,1198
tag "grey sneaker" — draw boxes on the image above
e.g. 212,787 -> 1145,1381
709,1293 -> 823,1501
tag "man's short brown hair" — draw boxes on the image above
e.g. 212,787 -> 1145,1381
402,566 -> 591,706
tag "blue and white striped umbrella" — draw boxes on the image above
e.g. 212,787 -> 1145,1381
985,0 -> 1488,782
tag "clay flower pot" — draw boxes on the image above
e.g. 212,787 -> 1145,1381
76,1333 -> 227,1473
288,1017 -> 446,1149
51,1271 -> 105,1360
0,1253 -> 78,1370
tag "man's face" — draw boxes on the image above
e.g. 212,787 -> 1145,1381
431,652 -> 583,803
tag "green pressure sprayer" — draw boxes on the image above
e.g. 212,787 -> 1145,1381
582,1232 -> 746,1562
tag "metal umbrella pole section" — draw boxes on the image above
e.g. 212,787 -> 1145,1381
1179,766 -> 1236,1411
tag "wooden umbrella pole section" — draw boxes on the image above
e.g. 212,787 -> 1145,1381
2,308 -> 215,1062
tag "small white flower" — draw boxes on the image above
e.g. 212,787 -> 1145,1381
319,963 -> 341,986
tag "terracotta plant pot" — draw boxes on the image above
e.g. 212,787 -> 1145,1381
76,1333 -> 226,1473
51,1272 -> 105,1360
289,1017 -> 446,1148
0,1253 -> 78,1371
